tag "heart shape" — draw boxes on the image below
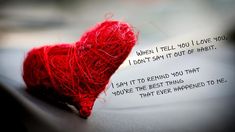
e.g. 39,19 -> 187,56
23,20 -> 137,118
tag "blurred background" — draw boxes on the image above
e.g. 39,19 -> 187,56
0,0 -> 235,49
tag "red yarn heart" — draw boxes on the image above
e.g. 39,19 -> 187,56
23,20 -> 137,118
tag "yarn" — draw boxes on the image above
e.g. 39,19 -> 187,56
23,20 -> 137,118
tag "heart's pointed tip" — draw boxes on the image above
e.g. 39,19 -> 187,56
79,109 -> 91,119
74,97 -> 96,119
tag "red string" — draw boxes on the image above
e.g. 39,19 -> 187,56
23,20 -> 137,118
